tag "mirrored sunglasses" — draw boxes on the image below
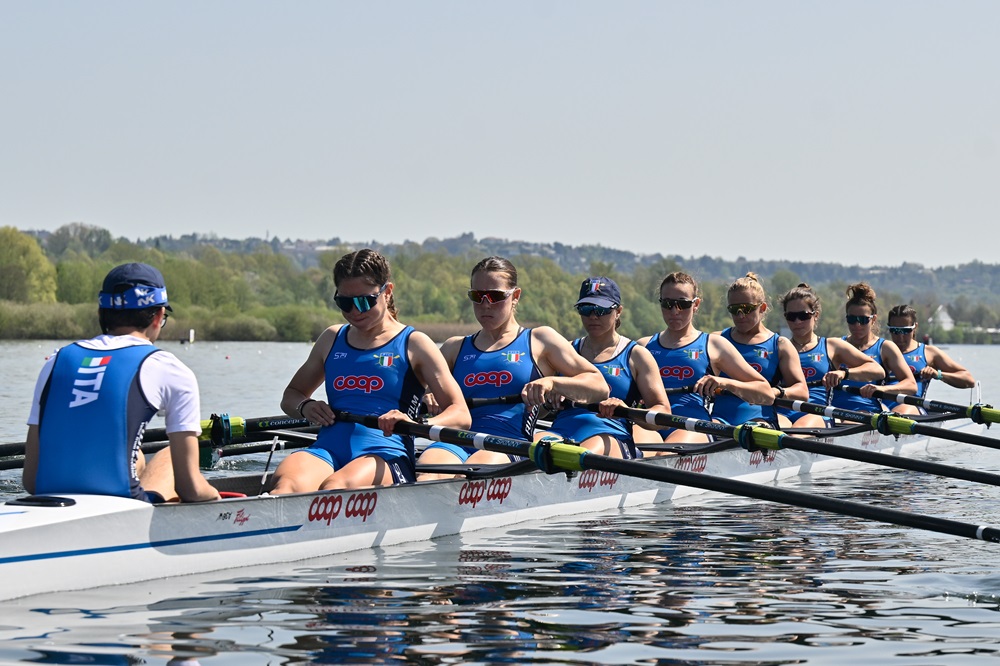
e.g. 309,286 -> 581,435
576,304 -> 616,317
846,314 -> 872,325
888,325 -> 916,335
727,302 -> 762,316
784,310 -> 815,322
659,297 -> 697,311
467,288 -> 515,304
334,283 -> 388,313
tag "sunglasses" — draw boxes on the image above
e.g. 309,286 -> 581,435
161,312 -> 170,327
846,314 -> 872,325
727,303 -> 762,316
784,310 -> 815,322
334,283 -> 388,313
659,297 -> 697,311
888,325 -> 915,335
467,288 -> 515,304
576,304 -> 616,317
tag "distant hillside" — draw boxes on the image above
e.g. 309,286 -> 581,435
23,227 -> 1000,307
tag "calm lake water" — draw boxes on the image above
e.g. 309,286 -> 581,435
2,340 -> 1000,665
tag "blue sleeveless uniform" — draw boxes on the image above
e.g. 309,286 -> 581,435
777,337 -> 835,423
307,325 -> 423,481
831,337 -> 886,412
884,342 -> 929,410
430,328 -> 540,461
644,331 -> 712,421
544,339 -> 639,459
36,342 -> 159,499
712,329 -> 781,426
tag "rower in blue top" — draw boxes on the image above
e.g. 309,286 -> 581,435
417,256 -> 609,479
712,272 -> 809,429
831,282 -> 917,414
270,249 -> 470,494
638,271 -> 774,444
883,304 -> 976,414
557,276 -> 672,458
776,283 -> 886,428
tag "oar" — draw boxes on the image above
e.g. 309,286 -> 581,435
576,403 -> 1000,489
773,397 -> 1000,451
835,385 -> 1000,425
463,385 -> 700,410
332,410 -> 1000,544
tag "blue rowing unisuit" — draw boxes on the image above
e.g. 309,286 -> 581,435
313,325 -> 423,468
712,329 -> 781,426
832,337 -> 886,412
644,331 -> 712,421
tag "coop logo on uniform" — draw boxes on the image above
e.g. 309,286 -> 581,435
69,356 -> 111,408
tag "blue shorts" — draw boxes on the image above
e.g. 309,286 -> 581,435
421,442 -> 522,464
301,448 -> 416,484
143,490 -> 166,504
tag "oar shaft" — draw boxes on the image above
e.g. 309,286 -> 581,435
586,402 -> 1000,488
338,410 -> 1000,544
774,397 -> 1000,451
837,385 -> 1000,424
587,454 -> 1000,543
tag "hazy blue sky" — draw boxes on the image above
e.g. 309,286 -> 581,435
2,2 -> 997,268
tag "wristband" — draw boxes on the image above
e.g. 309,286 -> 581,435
296,398 -> 316,418
842,368 -> 850,381
777,386 -> 785,398
936,370 -> 943,381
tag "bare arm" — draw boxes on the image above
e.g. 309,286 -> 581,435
825,338 -> 886,388
280,326 -> 339,426
22,425 -> 39,494
168,432 -> 221,502
704,334 -> 774,405
776,337 -> 809,401
614,345 -> 672,429
527,327 -> 610,407
874,340 -> 918,396
924,345 -> 976,389
408,332 -> 471,430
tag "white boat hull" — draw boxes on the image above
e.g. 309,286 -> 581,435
0,421 -> 983,600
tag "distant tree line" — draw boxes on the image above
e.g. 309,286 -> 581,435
1,223 -> 995,344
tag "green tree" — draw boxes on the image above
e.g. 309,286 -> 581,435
46,223 -> 113,258
0,227 -> 57,303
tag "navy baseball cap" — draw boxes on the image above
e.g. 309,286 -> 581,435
575,276 -> 621,309
98,263 -> 172,311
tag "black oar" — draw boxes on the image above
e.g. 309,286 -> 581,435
577,403 -> 1000,489
333,409 -> 1000,544
463,385 -> 700,410
774,397 -> 1000,451
836,385 -> 1000,425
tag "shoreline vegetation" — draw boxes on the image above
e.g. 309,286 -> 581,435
2,223 -> 998,344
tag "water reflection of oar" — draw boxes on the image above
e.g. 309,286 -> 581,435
773,397 -> 1000,451
574,402 -> 1000,489
335,409 -> 1000,544
834,385 -> 1000,424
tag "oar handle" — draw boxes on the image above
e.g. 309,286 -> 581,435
836,384 -> 1000,424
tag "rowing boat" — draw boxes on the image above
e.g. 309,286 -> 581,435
0,417 -> 984,601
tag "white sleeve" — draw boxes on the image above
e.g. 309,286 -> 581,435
26,355 -> 58,426
140,352 -> 203,434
